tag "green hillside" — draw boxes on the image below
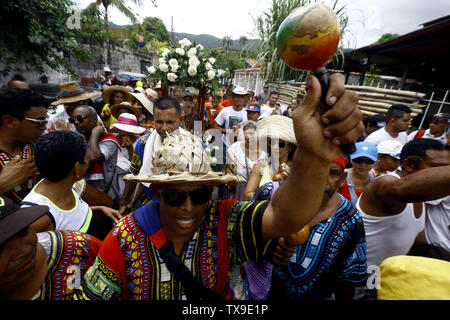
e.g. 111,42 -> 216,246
173,32 -> 261,50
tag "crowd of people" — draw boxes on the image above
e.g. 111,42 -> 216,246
0,70 -> 449,301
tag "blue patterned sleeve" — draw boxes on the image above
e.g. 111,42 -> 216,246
335,213 -> 368,286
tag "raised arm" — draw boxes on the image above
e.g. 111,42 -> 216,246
261,74 -> 363,240
359,166 -> 450,216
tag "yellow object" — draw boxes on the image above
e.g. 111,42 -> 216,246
101,104 -> 117,128
136,81 -> 143,88
378,255 -> 450,300
286,225 -> 310,246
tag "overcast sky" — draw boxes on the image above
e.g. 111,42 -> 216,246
75,0 -> 450,48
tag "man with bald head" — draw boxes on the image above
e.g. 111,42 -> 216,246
71,106 -> 125,211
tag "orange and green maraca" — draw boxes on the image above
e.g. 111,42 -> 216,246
276,3 -> 340,72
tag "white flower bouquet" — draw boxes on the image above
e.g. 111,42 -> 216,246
144,38 -> 220,96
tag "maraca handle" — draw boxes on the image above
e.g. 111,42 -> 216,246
312,68 -> 356,155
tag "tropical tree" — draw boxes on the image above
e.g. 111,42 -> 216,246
254,0 -> 348,82
239,36 -> 248,47
0,0 -> 92,77
221,36 -> 233,53
374,33 -> 399,45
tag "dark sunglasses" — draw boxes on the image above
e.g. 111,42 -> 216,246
68,115 -> 86,124
352,158 -> 375,165
159,188 -> 213,207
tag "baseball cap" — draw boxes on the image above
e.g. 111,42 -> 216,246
245,104 -> 260,112
377,140 -> 403,159
232,86 -> 249,95
0,195 -> 48,244
366,114 -> 386,130
103,66 -> 112,72
332,156 -> 347,170
431,113 -> 450,124
351,141 -> 378,162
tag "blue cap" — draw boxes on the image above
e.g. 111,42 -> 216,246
245,105 -> 260,112
351,141 -> 378,162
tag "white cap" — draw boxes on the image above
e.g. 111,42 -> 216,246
232,86 -> 249,95
377,140 -> 403,159
104,66 -> 112,72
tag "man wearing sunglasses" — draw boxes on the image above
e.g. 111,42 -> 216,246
0,88 -> 49,203
77,73 -> 365,300
338,142 -> 378,207
408,113 -> 450,145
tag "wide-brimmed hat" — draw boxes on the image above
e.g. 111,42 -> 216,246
257,115 -> 297,145
0,195 -> 48,244
123,131 -> 245,185
101,85 -> 133,104
110,101 -> 141,119
131,88 -> 158,114
110,113 -> 146,135
51,81 -> 99,106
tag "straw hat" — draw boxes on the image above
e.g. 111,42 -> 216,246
101,85 -> 133,104
232,86 -> 249,95
110,101 -> 141,119
51,81 -> 99,106
109,113 -> 146,135
123,131 -> 245,185
257,115 -> 297,145
131,88 -> 158,114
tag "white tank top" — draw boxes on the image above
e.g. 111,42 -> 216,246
21,180 -> 93,233
356,174 -> 425,268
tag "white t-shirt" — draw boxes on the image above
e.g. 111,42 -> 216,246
365,127 -> 409,146
407,128 -> 447,144
21,180 -> 93,233
227,141 -> 268,179
215,107 -> 247,146
424,196 -> 450,252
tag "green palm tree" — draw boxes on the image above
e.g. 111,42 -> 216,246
221,36 -> 233,53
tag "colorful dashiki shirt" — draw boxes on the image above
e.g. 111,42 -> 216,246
0,144 -> 39,204
32,231 -> 101,300
78,200 -> 276,300
254,192 -> 368,300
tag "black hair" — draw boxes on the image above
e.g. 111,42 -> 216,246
400,138 -> 449,164
35,131 -> 88,182
365,114 -> 386,127
154,96 -> 182,116
386,104 -> 412,122
269,91 -> 279,96
0,88 -> 49,125
288,143 -> 297,162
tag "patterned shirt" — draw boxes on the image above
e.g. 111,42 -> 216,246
32,231 -> 101,300
129,132 -> 150,175
79,200 -> 276,300
265,194 -> 368,300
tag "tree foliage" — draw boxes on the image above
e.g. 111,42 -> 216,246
0,0 -> 93,77
374,33 -> 400,45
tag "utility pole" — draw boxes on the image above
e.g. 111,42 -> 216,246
171,16 -> 174,42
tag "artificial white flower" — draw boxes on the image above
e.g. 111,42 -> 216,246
207,70 -> 216,80
188,56 -> 200,67
167,72 -> 178,82
179,38 -> 192,48
159,63 -> 169,73
188,66 -> 197,76
171,65 -> 179,72
196,44 -> 204,50
205,62 -> 213,71
147,66 -> 156,74
187,47 -> 197,57
161,48 -> 170,57
208,57 -> 216,64
205,147 -> 211,154
217,69 -> 225,76
159,57 -> 166,64
175,48 -> 185,56
168,58 -> 178,67
210,157 -> 218,165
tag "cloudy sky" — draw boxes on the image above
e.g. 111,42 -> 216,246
75,0 -> 450,48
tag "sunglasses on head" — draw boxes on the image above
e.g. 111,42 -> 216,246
68,115 -> 86,124
352,157 -> 375,165
24,117 -> 48,127
159,188 -> 213,207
